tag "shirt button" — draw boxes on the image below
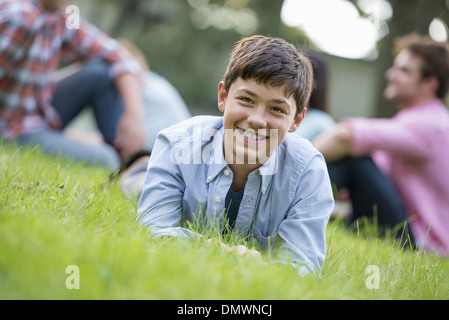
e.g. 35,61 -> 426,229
224,169 -> 230,176
207,175 -> 212,182
215,196 -> 222,203
261,186 -> 266,193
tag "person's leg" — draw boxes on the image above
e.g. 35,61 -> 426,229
328,156 -> 415,245
15,126 -> 120,170
52,59 -> 123,145
43,59 -> 126,169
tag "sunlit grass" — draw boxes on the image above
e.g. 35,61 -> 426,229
0,142 -> 448,299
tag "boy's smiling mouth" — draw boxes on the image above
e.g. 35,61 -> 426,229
237,128 -> 269,143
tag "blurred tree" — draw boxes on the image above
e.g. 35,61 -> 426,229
111,0 -> 169,35
75,0 -> 449,117
77,0 -> 309,116
251,0 -> 283,36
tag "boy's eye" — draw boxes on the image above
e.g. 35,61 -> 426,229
239,97 -> 253,104
272,106 -> 287,114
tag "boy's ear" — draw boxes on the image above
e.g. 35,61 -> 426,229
218,81 -> 227,113
288,108 -> 307,133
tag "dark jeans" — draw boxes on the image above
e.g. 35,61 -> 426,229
52,58 -> 124,144
328,156 -> 415,246
16,59 -> 123,170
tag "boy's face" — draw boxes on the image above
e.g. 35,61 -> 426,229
218,77 -> 305,167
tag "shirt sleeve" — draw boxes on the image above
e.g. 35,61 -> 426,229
60,17 -> 140,79
0,18 -> 58,123
275,153 -> 334,276
346,117 -> 431,161
0,19 -> 33,79
136,131 -> 201,240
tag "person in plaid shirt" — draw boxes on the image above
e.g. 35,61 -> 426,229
0,0 -> 146,170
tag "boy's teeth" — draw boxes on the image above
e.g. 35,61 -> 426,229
241,129 -> 265,141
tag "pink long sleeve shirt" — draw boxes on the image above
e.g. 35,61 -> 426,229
346,99 -> 449,256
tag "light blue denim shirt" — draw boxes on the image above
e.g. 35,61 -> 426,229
137,116 -> 334,275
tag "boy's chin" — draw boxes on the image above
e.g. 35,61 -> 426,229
228,147 -> 272,165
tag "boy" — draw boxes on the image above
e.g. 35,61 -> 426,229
137,36 -> 334,275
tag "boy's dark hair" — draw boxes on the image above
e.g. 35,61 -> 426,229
223,35 -> 313,115
394,33 -> 449,99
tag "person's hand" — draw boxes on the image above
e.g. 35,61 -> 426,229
228,244 -> 264,263
47,113 -> 63,130
207,239 -> 265,264
114,111 -> 145,162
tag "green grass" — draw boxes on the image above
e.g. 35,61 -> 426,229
0,142 -> 448,300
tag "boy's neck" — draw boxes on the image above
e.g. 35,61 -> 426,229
227,163 -> 260,191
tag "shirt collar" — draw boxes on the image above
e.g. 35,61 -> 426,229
205,124 -> 278,188
257,149 -> 277,188
205,125 -> 228,184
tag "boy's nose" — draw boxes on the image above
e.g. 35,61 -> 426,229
247,107 -> 267,128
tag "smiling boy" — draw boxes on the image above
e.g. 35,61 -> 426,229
137,36 -> 334,275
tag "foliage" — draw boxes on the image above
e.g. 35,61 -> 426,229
1,143 -> 448,299
75,0 -> 309,116
75,0 -> 449,118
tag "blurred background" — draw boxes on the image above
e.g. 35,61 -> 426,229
72,0 -> 449,121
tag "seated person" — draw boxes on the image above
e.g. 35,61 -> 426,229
0,0 -> 146,170
314,34 -> 449,256
57,39 -> 192,199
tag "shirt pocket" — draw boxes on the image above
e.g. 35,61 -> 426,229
251,226 -> 279,251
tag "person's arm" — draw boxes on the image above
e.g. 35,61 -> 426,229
0,17 -> 33,75
0,16 -> 62,130
315,117 -> 431,163
113,72 -> 145,162
138,131 -> 265,261
136,131 -> 200,240
61,18 -> 145,161
274,154 -> 334,276
312,122 -> 353,162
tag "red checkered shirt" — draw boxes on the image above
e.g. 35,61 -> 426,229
0,0 -> 139,139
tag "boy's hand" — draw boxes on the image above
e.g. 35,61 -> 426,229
229,245 -> 264,262
207,239 -> 265,264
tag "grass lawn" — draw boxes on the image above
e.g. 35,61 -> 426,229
1,142 -> 448,300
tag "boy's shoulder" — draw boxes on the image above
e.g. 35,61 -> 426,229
283,132 -> 319,155
279,133 -> 324,173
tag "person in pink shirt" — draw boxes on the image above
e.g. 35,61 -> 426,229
314,34 -> 449,256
